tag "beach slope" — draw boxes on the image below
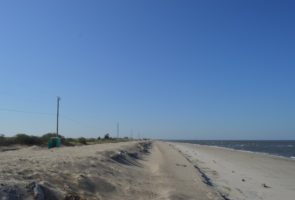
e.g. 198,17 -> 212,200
170,142 -> 295,200
0,141 -> 220,200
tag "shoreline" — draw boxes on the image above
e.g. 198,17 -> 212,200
170,141 -> 295,200
173,142 -> 295,161
166,140 -> 295,159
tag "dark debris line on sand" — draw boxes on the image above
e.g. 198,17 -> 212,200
169,143 -> 232,200
193,165 -> 231,200
193,165 -> 213,187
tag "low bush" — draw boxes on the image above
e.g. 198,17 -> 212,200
14,134 -> 42,145
0,133 -> 130,147
78,137 -> 87,145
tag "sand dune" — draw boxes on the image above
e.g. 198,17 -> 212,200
0,141 -> 221,200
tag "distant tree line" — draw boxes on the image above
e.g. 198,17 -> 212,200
0,133 -> 129,147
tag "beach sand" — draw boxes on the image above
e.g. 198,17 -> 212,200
2,140 -> 292,200
0,141 -> 220,200
170,142 -> 295,200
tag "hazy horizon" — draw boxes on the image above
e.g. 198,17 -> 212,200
1,0 -> 294,140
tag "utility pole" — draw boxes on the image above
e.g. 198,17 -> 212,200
56,96 -> 61,137
117,122 -> 120,139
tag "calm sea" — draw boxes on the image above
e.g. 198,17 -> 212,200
171,140 -> 295,158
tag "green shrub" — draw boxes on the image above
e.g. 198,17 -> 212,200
6,137 -> 16,146
78,137 -> 87,145
0,134 -> 6,146
41,133 -> 57,143
87,138 -> 96,142
14,134 -> 42,145
104,133 -> 110,140
0,133 -> 128,147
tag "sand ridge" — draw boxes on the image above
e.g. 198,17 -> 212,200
0,141 -> 152,199
0,141 -> 222,200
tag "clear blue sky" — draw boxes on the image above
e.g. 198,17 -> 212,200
0,0 -> 294,139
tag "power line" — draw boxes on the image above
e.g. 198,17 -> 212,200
0,107 -> 92,128
0,108 -> 55,116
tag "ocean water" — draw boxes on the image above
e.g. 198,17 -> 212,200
172,140 -> 295,158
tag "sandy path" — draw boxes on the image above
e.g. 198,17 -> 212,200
170,142 -> 295,200
146,142 -> 220,200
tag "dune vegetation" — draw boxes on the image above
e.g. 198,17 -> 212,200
0,133 -> 130,148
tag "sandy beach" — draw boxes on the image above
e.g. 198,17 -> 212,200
170,142 -> 295,200
2,0 -> 294,198
0,141 -> 220,200
1,141 -> 294,200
